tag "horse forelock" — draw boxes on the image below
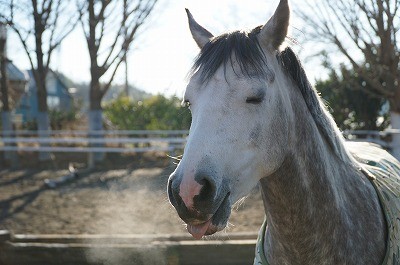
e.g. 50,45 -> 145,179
190,26 -> 274,82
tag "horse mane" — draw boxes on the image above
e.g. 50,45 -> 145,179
190,26 -> 274,81
277,47 -> 353,163
190,27 -> 353,164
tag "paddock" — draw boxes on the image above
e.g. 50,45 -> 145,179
0,163 -> 265,265
0,130 -> 397,264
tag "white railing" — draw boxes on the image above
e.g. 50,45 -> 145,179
0,130 -> 189,153
1,130 -> 189,136
343,129 -> 400,149
1,129 -> 399,153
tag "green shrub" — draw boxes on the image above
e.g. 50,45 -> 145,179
49,109 -> 78,130
104,95 -> 191,130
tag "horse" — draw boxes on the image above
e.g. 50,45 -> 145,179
167,0 -> 400,264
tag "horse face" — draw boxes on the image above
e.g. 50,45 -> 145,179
168,1 -> 290,239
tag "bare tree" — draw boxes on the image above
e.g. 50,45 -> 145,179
0,0 -> 79,160
296,0 -> 400,159
0,22 -> 14,165
77,0 -> 158,162
0,23 -> 9,114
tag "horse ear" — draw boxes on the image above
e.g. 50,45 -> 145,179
258,0 -> 290,50
185,9 -> 214,49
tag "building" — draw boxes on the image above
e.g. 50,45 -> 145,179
0,61 -> 28,128
0,61 -> 28,109
16,70 -> 73,123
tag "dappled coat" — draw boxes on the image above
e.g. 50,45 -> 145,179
254,144 -> 400,265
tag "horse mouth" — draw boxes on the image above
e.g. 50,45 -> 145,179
186,192 -> 231,239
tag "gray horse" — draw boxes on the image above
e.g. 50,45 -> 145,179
167,0 -> 400,264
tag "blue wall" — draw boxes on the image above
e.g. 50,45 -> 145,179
15,70 -> 73,123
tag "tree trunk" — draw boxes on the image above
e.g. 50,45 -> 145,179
37,111 -> 51,161
390,111 -> 400,161
0,29 -> 17,167
0,41 -> 9,112
1,111 -> 17,167
88,78 -> 105,165
1,111 -> 11,155
389,88 -> 400,161
32,10 -> 51,161
36,73 -> 48,113
35,73 -> 51,161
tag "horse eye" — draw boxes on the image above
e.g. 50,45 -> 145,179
246,96 -> 264,104
182,100 -> 191,108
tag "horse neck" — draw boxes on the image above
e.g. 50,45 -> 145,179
259,85 -> 387,264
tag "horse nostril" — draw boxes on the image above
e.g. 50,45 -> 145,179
196,174 -> 216,202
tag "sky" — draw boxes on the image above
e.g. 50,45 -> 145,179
6,0 -> 325,98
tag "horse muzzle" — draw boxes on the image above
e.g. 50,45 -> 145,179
167,170 -> 231,239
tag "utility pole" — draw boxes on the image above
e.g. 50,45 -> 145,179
124,54 -> 129,97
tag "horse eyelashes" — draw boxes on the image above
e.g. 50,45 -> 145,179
246,96 -> 264,104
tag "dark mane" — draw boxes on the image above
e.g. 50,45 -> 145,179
277,47 -> 349,161
191,26 -> 271,81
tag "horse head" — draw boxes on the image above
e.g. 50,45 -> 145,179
168,0 -> 291,239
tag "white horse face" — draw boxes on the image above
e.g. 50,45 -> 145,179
184,57 -> 289,197
168,0 -> 291,239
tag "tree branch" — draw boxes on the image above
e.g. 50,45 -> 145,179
298,0 -> 399,102
333,36 -> 394,97
101,53 -> 126,97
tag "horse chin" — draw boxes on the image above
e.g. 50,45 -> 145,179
186,214 -> 228,239
186,194 -> 231,239
204,220 -> 224,236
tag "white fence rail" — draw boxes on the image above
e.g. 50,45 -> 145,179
343,129 -> 400,149
0,130 -> 189,153
1,130 -> 189,136
1,129 -> 399,154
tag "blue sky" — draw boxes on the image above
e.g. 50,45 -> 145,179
7,0 -> 324,98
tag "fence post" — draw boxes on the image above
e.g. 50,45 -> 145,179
0,230 -> 10,242
0,230 -> 11,263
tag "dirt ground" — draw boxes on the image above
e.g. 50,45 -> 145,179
0,153 -> 264,235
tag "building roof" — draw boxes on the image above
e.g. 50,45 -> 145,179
26,69 -> 72,98
0,61 -> 29,82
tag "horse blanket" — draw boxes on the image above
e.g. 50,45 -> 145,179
254,144 -> 400,265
